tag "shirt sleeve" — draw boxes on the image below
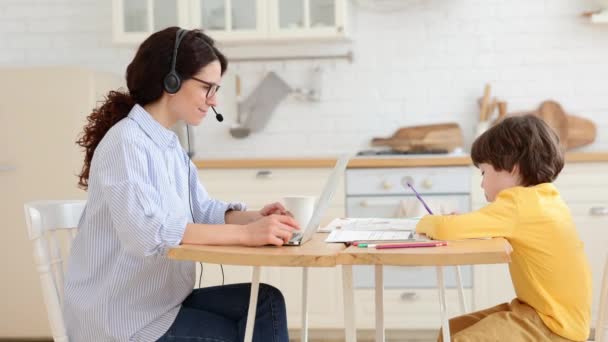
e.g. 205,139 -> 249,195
99,139 -> 188,257
187,158 -> 246,225
415,188 -> 518,240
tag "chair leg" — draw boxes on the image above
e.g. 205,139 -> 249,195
244,266 -> 261,342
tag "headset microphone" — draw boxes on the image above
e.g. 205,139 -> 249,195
211,106 -> 224,122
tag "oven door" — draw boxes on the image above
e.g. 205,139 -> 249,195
346,194 -> 473,289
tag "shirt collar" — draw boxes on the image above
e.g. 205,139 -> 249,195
128,104 -> 179,150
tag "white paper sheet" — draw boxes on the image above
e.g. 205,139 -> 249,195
325,230 -> 414,243
319,217 -> 420,233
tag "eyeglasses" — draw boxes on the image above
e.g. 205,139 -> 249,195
191,76 -> 221,98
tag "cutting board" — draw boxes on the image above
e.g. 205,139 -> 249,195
566,115 -> 596,149
504,100 -> 596,150
372,123 -> 464,152
537,100 -> 569,148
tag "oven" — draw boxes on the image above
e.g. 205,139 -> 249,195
345,165 -> 472,289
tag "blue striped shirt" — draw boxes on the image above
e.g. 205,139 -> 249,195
63,104 -> 245,341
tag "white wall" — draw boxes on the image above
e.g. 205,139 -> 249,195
1,0 -> 607,159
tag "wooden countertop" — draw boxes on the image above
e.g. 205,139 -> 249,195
194,152 -> 608,169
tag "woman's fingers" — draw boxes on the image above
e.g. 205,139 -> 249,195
271,228 -> 291,244
272,214 -> 300,230
260,202 -> 289,216
268,235 -> 285,246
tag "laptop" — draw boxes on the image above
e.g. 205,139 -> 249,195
284,155 -> 350,246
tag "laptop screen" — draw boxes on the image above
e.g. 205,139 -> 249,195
300,154 -> 351,242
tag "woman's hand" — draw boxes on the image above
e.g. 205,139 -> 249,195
259,202 -> 291,217
242,214 -> 300,247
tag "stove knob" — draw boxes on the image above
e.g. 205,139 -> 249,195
382,181 -> 393,190
422,179 -> 433,189
401,176 -> 414,189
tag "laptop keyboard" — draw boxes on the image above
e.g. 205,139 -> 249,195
290,232 -> 303,242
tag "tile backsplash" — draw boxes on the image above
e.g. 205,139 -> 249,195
1,0 -> 607,158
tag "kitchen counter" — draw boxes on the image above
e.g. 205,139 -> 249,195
194,152 -> 608,169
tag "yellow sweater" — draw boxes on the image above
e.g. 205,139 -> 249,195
416,183 -> 591,341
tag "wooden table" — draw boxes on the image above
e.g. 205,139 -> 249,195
337,238 -> 513,342
168,233 -> 345,342
169,235 -> 512,342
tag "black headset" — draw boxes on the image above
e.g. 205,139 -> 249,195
163,29 -> 187,94
164,28 -> 224,122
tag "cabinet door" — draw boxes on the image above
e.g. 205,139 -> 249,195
268,0 -> 347,39
198,168 -> 345,223
555,163 -> 608,324
112,0 -> 187,43
190,0 -> 266,41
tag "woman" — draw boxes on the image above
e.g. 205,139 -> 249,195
63,27 -> 298,342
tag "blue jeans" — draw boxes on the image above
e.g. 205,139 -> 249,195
157,283 -> 289,342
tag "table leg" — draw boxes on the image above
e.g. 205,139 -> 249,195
342,265 -> 357,342
436,266 -> 451,342
455,266 -> 467,313
375,265 -> 385,342
301,267 -> 309,342
244,266 -> 261,342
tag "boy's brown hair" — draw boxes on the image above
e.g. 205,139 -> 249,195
471,114 -> 564,186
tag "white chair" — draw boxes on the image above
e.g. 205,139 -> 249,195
592,254 -> 608,342
24,200 -> 86,342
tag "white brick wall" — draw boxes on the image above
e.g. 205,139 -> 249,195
1,0 -> 607,158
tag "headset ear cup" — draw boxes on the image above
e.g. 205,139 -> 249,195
163,72 -> 181,94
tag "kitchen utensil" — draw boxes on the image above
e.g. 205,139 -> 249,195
479,84 -> 491,121
486,98 -> 497,122
240,71 -> 292,132
510,100 -> 596,150
566,115 -> 596,149
371,123 -> 464,152
497,101 -> 507,119
229,75 -> 251,138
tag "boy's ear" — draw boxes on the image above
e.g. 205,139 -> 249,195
510,164 -> 523,183
510,164 -> 519,175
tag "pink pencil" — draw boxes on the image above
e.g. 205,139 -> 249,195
371,241 -> 447,249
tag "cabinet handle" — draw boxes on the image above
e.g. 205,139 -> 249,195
400,292 -> 419,301
0,165 -> 16,172
256,170 -> 272,179
589,207 -> 608,216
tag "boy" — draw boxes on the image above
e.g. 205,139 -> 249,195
416,115 -> 592,341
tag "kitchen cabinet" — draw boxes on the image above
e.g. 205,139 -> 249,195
0,68 -> 124,337
471,162 -> 608,327
196,167 -> 346,329
112,0 -> 348,44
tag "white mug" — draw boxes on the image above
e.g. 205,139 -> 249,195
282,196 -> 316,229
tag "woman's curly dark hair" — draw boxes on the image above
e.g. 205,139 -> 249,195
76,27 -> 227,189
